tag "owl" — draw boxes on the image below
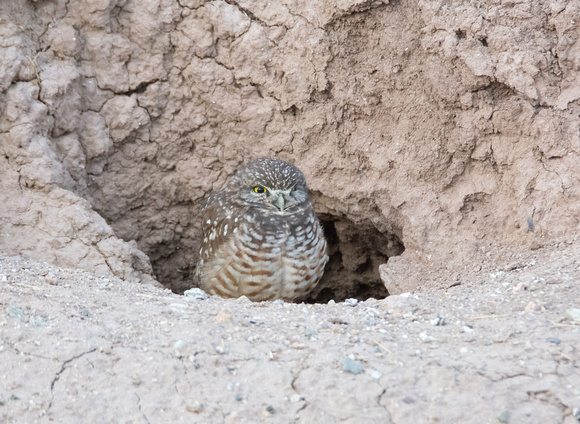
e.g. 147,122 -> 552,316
195,158 -> 328,302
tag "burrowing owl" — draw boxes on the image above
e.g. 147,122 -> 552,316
195,158 -> 328,302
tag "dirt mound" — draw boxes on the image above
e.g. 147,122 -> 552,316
1,237 -> 579,422
1,0 -> 579,299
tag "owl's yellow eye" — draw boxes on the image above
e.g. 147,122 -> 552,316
253,186 -> 267,193
291,186 -> 296,191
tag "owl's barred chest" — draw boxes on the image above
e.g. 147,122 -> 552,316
201,207 -> 327,301
240,208 -> 320,256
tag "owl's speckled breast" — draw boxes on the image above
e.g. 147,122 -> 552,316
195,157 -> 329,302
202,206 -> 328,301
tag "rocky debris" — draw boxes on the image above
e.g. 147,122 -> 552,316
184,288 -> 209,300
343,358 -> 364,374
566,308 -> 580,322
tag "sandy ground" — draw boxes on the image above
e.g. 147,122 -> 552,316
1,238 -> 579,424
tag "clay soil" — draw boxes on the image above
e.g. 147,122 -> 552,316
2,236 -> 579,424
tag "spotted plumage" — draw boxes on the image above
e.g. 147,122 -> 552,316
195,158 -> 328,302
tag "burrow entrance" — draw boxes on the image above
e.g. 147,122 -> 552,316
145,212 -> 404,303
303,215 -> 405,303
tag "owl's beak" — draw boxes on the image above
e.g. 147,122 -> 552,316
272,193 -> 286,211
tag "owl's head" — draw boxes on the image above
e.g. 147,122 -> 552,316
230,158 -> 310,213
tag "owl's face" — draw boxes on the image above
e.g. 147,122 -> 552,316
230,158 -> 310,213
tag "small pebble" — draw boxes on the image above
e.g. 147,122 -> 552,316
186,401 -> 204,413
548,337 -> 561,345
290,342 -> 305,350
497,409 -> 510,423
290,394 -> 302,403
327,299 -> 336,305
566,308 -> 580,322
273,299 -> 284,305
526,217 -> 535,232
344,298 -> 358,307
343,358 -> 364,374
174,340 -> 187,349
184,288 -> 208,300
6,306 -> 25,319
304,328 -> 317,338
265,405 -> 276,414
214,309 -> 233,324
367,369 -> 382,380
364,317 -> 376,326
430,316 -> 446,326
215,345 -> 225,354
524,301 -> 537,313
30,315 -> 46,327
45,275 -> 57,285
419,332 -> 436,343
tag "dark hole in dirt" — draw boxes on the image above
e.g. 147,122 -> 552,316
302,214 -> 405,303
148,238 -> 197,294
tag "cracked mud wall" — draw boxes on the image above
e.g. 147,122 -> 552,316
1,0 -> 579,294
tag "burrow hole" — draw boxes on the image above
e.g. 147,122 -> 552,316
302,214 -> 405,303
147,214 -> 404,303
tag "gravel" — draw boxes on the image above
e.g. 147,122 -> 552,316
1,238 -> 580,423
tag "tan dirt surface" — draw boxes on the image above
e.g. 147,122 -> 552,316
2,237 -> 579,423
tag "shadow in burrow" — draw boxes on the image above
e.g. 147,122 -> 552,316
302,214 -> 405,303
